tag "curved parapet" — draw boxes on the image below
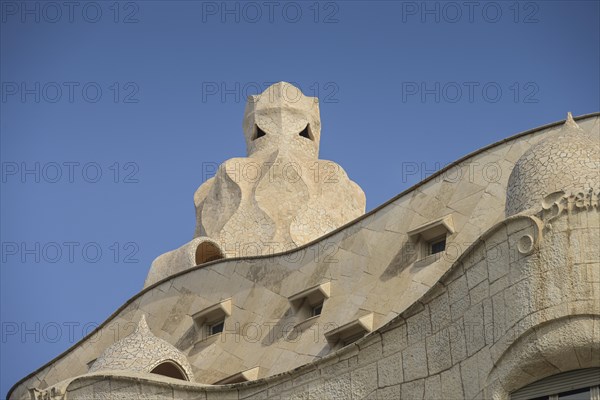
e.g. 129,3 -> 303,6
25,188 -> 600,399
9,112 -> 600,400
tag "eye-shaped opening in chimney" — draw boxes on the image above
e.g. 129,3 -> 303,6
253,125 -> 267,140
298,124 -> 313,140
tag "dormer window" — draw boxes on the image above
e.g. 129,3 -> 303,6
324,313 -> 374,348
429,236 -> 446,255
407,214 -> 454,262
288,282 -> 330,322
311,301 -> 324,317
341,332 -> 366,347
208,319 -> 225,336
192,298 -> 232,341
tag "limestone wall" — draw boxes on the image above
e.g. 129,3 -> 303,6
61,199 -> 600,399
10,113 -> 600,400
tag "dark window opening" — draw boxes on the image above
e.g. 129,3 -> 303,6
214,373 -> 250,385
312,302 -> 323,317
558,387 -> 591,399
150,362 -> 187,381
524,387 -> 592,400
254,125 -> 266,140
341,332 -> 365,347
430,237 -> 446,255
217,375 -> 247,384
208,319 -> 225,336
195,241 -> 224,265
299,124 -> 311,140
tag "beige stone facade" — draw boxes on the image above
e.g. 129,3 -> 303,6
10,83 -> 600,399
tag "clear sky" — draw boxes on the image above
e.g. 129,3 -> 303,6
1,0 -> 599,397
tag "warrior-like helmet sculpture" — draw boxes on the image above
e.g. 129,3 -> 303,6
145,82 -> 365,287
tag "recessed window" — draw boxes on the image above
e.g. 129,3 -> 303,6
254,125 -> 266,140
288,282 -> 330,322
407,215 -> 454,263
430,237 -> 446,255
208,319 -> 225,336
341,332 -> 366,347
298,124 -> 311,140
324,313 -> 374,348
192,299 -> 231,341
312,302 -> 323,317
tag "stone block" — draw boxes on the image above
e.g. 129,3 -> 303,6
441,365 -> 464,400
401,379 -> 424,400
351,363 -> 378,399
424,375 -> 441,400
377,352 -> 403,388
426,328 -> 452,375
402,341 -> 428,381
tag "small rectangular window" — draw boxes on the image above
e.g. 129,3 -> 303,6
430,237 -> 446,255
312,302 -> 323,317
288,282 -> 330,323
208,320 -> 224,336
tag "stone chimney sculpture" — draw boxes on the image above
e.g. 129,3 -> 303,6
145,82 -> 365,287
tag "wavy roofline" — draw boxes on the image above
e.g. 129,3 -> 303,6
16,214 -> 549,397
8,111 -> 600,399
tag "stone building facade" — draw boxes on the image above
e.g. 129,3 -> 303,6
9,83 -> 600,399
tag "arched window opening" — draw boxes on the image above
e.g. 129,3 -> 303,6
150,361 -> 188,381
195,241 -> 224,265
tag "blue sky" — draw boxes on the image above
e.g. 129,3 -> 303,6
1,0 -> 599,397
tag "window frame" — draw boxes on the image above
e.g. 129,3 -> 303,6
288,282 -> 330,323
510,368 -> 600,400
429,235 -> 447,256
311,301 -> 324,317
207,319 -> 225,336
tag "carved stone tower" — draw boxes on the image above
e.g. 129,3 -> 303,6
145,82 -> 365,287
